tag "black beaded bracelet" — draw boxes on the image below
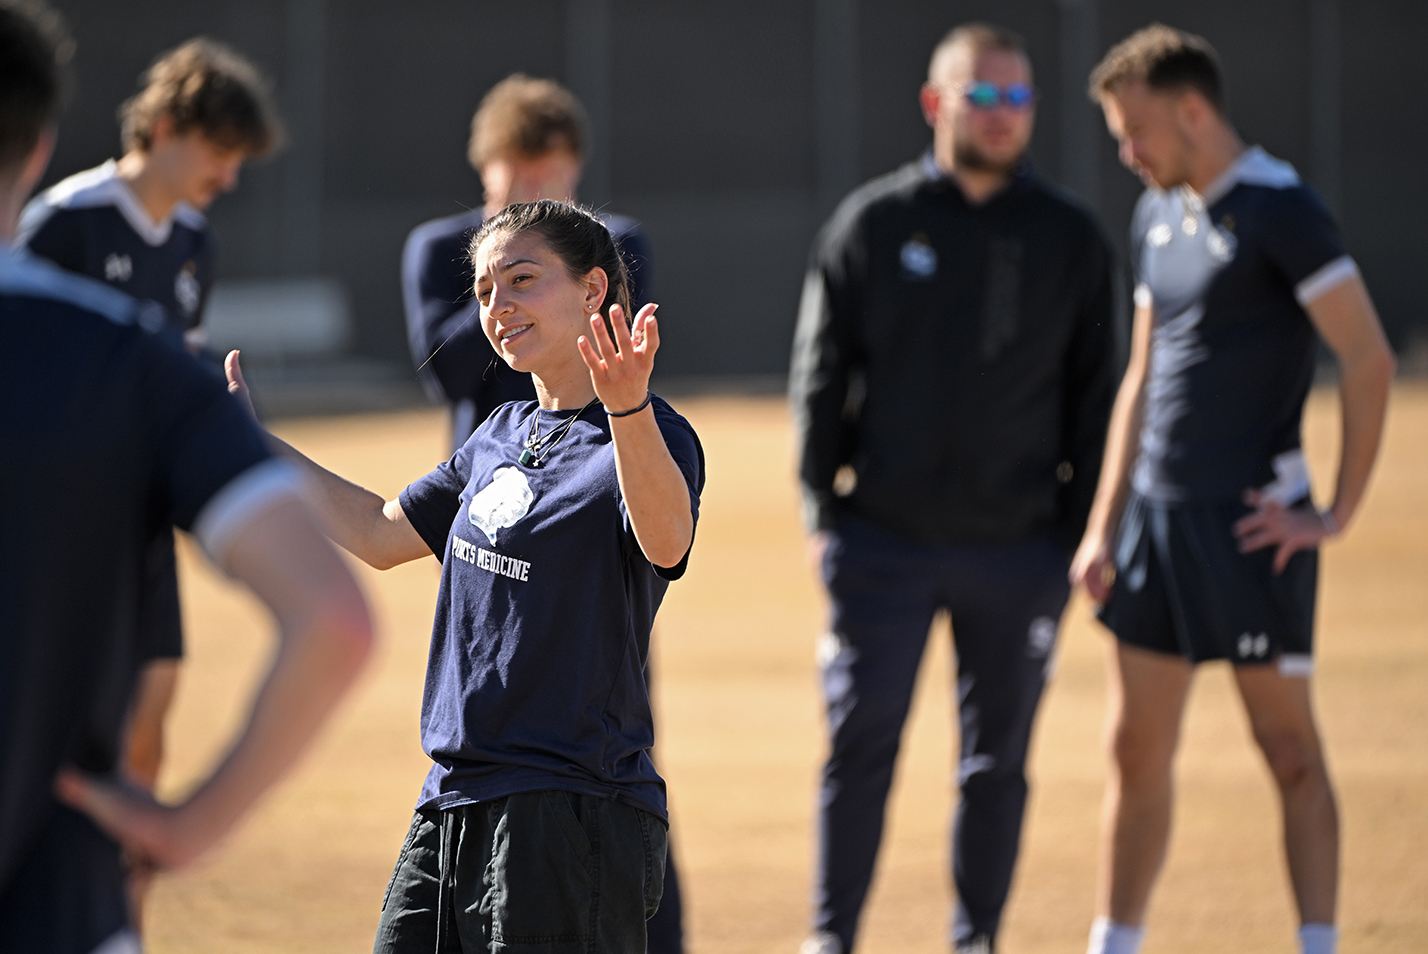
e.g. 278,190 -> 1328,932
606,391 -> 653,418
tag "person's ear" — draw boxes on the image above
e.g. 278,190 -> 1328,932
919,82 -> 942,128
150,114 -> 176,147
582,266 -> 610,313
19,126 -> 57,193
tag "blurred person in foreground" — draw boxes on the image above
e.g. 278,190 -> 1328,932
401,74 -> 681,952
15,34 -> 282,841
403,73 -> 652,454
790,23 -> 1118,954
0,4 -> 372,951
1073,25 -> 1394,954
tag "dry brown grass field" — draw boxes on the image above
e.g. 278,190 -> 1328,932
147,383 -> 1428,954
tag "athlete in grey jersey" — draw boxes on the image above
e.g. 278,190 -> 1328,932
1070,26 -> 1395,954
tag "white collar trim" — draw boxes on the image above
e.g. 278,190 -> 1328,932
1199,145 -> 1300,206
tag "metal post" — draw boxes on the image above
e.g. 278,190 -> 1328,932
814,0 -> 859,219
566,0 -> 612,206
280,0 -> 325,275
1309,0 -> 1342,213
1057,0 -> 1100,205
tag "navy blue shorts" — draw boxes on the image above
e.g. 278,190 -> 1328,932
1099,493 -> 1317,669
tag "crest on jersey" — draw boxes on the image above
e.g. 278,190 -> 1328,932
104,253 -> 132,282
175,261 -> 201,317
899,234 -> 938,280
468,466 -> 534,545
1207,225 -> 1238,263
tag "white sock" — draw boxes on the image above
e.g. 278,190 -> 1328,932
1299,923 -> 1337,954
1087,917 -> 1144,954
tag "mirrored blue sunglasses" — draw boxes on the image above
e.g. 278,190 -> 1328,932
960,81 -> 1036,110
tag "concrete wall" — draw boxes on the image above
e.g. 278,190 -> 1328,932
38,0 -> 1427,380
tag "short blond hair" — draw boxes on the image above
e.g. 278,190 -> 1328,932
1089,24 -> 1225,111
119,38 -> 282,155
467,74 -> 586,170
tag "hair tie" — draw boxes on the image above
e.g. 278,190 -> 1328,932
606,392 -> 652,418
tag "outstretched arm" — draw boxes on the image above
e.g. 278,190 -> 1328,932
577,304 -> 695,569
57,496 -> 374,869
1233,275 -> 1395,571
225,351 -> 431,569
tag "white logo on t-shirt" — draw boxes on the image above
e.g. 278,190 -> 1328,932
468,466 -> 534,545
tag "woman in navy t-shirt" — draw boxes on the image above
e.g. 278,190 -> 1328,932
228,200 -> 703,953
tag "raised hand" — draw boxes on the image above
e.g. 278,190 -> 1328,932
577,302 -> 659,414
1233,488 -> 1332,574
224,349 -> 259,421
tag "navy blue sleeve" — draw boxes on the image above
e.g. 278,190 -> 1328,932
402,222 -> 491,405
621,399 -> 704,580
1259,186 -> 1349,290
138,336 -> 274,531
399,441 -> 475,559
613,222 -> 654,309
21,211 -> 88,276
1128,191 -> 1155,290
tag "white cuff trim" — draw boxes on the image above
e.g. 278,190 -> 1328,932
192,459 -> 303,566
1295,255 -> 1359,307
1133,282 -> 1153,309
1278,653 -> 1315,678
90,927 -> 142,954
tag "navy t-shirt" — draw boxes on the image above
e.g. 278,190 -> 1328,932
19,160 -> 218,664
402,207 -> 653,452
1131,147 -> 1354,504
398,396 -> 702,820
0,246 -> 290,951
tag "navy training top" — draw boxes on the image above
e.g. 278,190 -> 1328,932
18,160 -> 215,344
402,207 -> 653,452
1130,147 -> 1355,505
398,395 -> 703,819
0,245 -> 293,951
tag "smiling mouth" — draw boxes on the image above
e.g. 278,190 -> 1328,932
499,323 -> 532,343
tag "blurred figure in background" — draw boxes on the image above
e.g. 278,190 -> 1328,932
790,23 -> 1118,954
403,73 -> 652,454
1074,25 -> 1394,954
400,74 -> 680,953
13,35 -> 282,927
0,4 -> 371,951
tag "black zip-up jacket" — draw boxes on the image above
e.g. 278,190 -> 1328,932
789,155 -> 1119,550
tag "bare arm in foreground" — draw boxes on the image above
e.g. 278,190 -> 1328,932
56,497 -> 373,869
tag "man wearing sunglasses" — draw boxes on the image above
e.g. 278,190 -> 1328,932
790,22 -> 1118,954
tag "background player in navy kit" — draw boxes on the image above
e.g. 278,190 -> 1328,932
15,37 -> 282,838
1071,26 -> 1395,954
790,24 -> 1117,954
403,74 -> 651,454
229,199 -> 701,953
0,5 -> 371,951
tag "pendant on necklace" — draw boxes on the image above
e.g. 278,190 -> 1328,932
519,448 -> 536,467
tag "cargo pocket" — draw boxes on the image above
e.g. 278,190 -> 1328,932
485,791 -> 594,948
